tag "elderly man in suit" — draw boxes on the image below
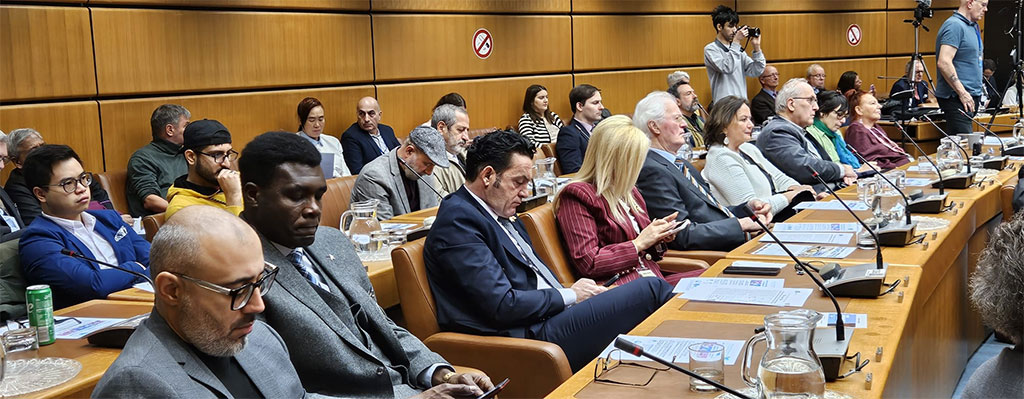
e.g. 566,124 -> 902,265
633,91 -> 770,251
93,205 -> 314,398
555,84 -> 605,174
0,132 -> 25,242
238,132 -> 492,398
751,65 -> 779,125
341,97 -> 401,174
425,130 -> 674,371
351,126 -> 449,221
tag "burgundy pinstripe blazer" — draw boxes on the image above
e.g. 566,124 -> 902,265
555,182 -> 686,286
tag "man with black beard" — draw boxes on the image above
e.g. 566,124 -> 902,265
93,205 -> 317,397
165,119 -> 242,219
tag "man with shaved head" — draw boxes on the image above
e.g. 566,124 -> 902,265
341,97 -> 401,174
94,206 -> 316,397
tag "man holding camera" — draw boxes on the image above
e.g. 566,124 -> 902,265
704,5 -> 766,103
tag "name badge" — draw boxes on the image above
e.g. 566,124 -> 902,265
114,226 -> 127,242
638,269 -> 657,278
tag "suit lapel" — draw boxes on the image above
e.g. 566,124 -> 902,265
147,312 -> 231,397
652,152 -> 722,212
457,189 -> 533,269
386,151 -> 411,215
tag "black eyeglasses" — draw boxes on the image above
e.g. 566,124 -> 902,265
197,149 -> 239,163
171,262 -> 278,310
593,349 -> 670,387
44,172 -> 93,194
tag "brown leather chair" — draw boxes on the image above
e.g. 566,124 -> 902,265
320,175 -> 359,229
1002,184 -> 1018,222
467,127 -> 497,140
142,213 -> 165,242
663,249 -> 727,266
539,143 -> 562,176
391,239 -> 572,399
96,170 -> 129,214
519,203 -> 708,285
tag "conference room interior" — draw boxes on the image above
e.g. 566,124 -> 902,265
2,0 -> 1023,398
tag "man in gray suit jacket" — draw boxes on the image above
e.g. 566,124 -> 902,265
94,206 -> 312,398
237,132 -> 492,398
351,126 -> 449,220
632,91 -> 770,251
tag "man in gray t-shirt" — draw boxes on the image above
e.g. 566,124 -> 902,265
935,0 -> 988,135
703,5 -> 766,104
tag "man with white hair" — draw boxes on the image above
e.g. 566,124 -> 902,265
633,91 -> 770,251
666,70 -> 690,87
806,64 -> 826,94
751,65 -> 779,125
430,104 -> 470,194
756,79 -> 857,191
0,131 -> 24,242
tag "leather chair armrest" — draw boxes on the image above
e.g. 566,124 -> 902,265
424,332 -> 572,398
657,257 -> 709,274
664,250 -> 727,265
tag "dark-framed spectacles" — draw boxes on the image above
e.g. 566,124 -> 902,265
197,149 -> 239,163
793,96 -> 818,105
171,262 -> 278,310
593,349 -> 670,387
43,172 -> 93,194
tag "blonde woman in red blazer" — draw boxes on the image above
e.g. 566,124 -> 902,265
554,115 -> 703,286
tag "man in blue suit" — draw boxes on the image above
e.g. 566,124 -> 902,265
19,145 -> 149,309
341,97 -> 401,174
425,131 -> 674,371
555,84 -> 604,174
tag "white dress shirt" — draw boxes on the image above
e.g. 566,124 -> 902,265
43,212 -> 118,266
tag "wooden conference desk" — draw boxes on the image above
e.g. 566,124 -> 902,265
108,206 -> 441,308
30,300 -> 152,399
547,159 -> 1020,398
879,113 -> 1019,157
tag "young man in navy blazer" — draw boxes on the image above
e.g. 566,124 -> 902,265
555,84 -> 604,174
18,145 -> 149,309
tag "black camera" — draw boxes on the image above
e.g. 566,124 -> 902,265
914,0 -> 933,21
748,27 -> 761,38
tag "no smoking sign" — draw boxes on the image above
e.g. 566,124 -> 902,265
473,28 -> 493,59
847,24 -> 862,47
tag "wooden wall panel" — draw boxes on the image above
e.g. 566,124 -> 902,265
372,0 -> 569,13
98,86 -> 375,171
573,15 -> 713,71
571,0 -> 726,13
0,6 -> 96,102
575,67 -> 712,119
887,9 -> 954,55
0,102 -> 104,175
736,0 -> 887,12
742,12 -> 888,61
376,74 -> 573,140
91,9 -> 373,95
89,0 -> 368,10
373,15 -> 571,81
747,57 -> 890,100
889,0 -> 960,9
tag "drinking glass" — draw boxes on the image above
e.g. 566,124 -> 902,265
688,342 -> 725,392
2,328 -> 38,362
857,177 -> 878,206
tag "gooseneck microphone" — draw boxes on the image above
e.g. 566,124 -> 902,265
846,145 -> 947,214
919,115 -> 979,188
891,122 -> 951,194
958,108 -> 1016,166
808,165 -> 917,248
61,248 -> 153,285
613,337 -> 754,398
844,146 -> 914,225
398,156 -> 446,200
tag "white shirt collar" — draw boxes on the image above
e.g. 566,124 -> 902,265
270,240 -> 299,257
42,211 -> 96,232
465,187 -> 502,222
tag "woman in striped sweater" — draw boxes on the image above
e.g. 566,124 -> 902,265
517,84 -> 564,146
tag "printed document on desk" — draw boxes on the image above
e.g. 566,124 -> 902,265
56,317 -> 126,340
752,243 -> 856,259
681,285 -> 813,307
794,201 -> 869,211
598,335 -> 745,365
759,232 -> 853,245
773,222 -> 859,233
673,277 -> 785,294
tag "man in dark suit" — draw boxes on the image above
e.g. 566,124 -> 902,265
555,84 -> 604,174
751,65 -> 779,125
94,205 -> 314,398
425,130 -> 674,371
0,132 -> 24,242
632,91 -> 770,251
238,132 -> 492,398
18,145 -> 149,309
341,97 -> 401,174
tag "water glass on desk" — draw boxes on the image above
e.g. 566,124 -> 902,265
857,176 -> 879,206
688,342 -> 725,392
2,328 -> 38,363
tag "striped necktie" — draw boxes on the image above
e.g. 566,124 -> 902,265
288,249 -> 331,292
675,155 -> 733,217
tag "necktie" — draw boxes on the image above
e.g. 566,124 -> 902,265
675,156 -> 734,217
288,249 -> 330,292
497,218 -> 562,289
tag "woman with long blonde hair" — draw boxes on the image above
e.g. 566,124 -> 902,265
554,115 -> 698,285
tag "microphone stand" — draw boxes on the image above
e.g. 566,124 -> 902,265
847,145 -> 948,214
919,115 -> 978,189
744,215 -> 853,381
61,249 -> 153,285
809,165 -> 918,249
397,156 -> 447,200
892,121 -> 951,195
959,108 -> 1020,162
614,337 -> 753,398
61,249 -> 152,349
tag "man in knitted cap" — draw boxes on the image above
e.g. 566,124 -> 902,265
351,126 -> 450,220
165,119 -> 242,219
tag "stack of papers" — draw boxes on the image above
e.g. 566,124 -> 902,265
759,232 -> 853,245
680,285 -> 813,307
904,178 -> 934,186
752,243 -> 855,259
794,201 -> 869,211
672,277 -> 784,294
774,223 -> 859,233
598,335 -> 745,365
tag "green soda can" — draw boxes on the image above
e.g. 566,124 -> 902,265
26,285 -> 56,345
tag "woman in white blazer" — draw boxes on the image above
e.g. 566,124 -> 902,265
702,96 -> 819,220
